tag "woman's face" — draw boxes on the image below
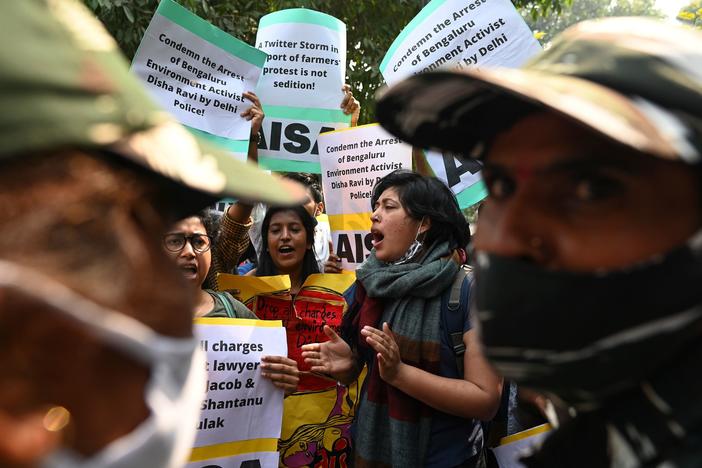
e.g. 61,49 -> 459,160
267,210 -> 311,274
370,187 -> 426,263
163,217 -> 211,289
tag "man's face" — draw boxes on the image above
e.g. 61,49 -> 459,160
474,112 -> 702,271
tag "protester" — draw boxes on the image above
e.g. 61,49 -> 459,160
0,1 -> 305,466
248,85 -> 360,264
302,170 -> 502,467
164,211 -> 299,394
280,172 -> 333,271
203,91 -> 265,289
375,17 -> 702,467
251,205 -> 320,295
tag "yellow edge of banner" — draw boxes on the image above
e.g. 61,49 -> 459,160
194,317 -> 283,327
301,272 -> 356,292
328,212 -> 373,231
499,423 -> 552,446
218,274 -> 291,294
320,122 -> 379,136
189,437 -> 279,462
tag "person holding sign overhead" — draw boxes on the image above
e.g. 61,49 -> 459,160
163,210 -> 300,395
303,170 -> 502,467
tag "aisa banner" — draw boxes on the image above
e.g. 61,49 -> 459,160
188,318 -> 286,468
380,0 -> 541,85
415,149 -> 487,209
255,9 -> 351,173
132,0 -> 265,161
318,124 -> 413,270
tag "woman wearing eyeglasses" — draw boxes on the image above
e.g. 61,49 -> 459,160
164,210 -> 299,393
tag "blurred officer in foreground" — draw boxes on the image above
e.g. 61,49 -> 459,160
0,1 -> 304,467
377,17 -> 702,467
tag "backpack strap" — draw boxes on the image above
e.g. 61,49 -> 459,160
443,265 -> 472,379
210,290 -> 236,318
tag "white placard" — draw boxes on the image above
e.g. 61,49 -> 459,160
256,9 -> 346,109
191,318 -> 286,466
380,0 -> 541,85
319,124 -> 413,270
254,9 -> 351,171
131,0 -> 266,140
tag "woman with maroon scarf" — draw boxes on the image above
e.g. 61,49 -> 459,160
303,170 -> 502,467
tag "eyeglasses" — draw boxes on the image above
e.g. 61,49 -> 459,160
162,233 -> 212,253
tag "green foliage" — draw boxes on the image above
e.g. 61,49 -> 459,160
677,0 -> 702,28
85,0 -> 568,125
523,0 -> 663,44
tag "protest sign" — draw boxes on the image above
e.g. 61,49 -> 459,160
414,149 -> 487,208
492,424 -> 552,468
255,9 -> 351,172
190,318 -> 286,467
218,273 -> 356,391
380,0 -> 541,85
132,0 -> 266,141
318,124 -> 413,270
215,273 -> 363,467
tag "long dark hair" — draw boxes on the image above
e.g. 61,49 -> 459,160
371,170 -> 470,250
256,206 -> 319,280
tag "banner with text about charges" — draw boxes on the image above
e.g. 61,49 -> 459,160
132,0 -> 266,154
319,124 -> 413,270
190,318 -> 286,468
380,0 -> 541,85
215,273 -> 365,467
255,9 -> 351,172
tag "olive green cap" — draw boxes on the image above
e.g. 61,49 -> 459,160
377,17 -> 702,164
0,0 -> 305,205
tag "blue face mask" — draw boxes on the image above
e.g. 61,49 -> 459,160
391,217 -> 426,265
0,261 -> 206,468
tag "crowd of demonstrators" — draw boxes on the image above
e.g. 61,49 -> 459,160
0,1 -> 306,467
6,0 -> 702,467
377,17 -> 702,467
303,170 -> 502,467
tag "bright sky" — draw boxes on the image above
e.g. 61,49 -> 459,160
655,0 -> 688,20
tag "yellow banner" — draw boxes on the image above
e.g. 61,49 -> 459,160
327,212 -> 372,232
189,437 -> 279,462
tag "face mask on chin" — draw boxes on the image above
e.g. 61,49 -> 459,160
391,217 -> 426,266
473,230 -> 702,411
0,260 -> 205,468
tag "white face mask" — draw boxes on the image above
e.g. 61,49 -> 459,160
0,261 -> 205,468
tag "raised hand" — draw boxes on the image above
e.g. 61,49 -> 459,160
361,323 -> 402,384
341,84 -> 360,127
241,91 -> 264,137
301,325 -> 357,384
324,240 -> 343,273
